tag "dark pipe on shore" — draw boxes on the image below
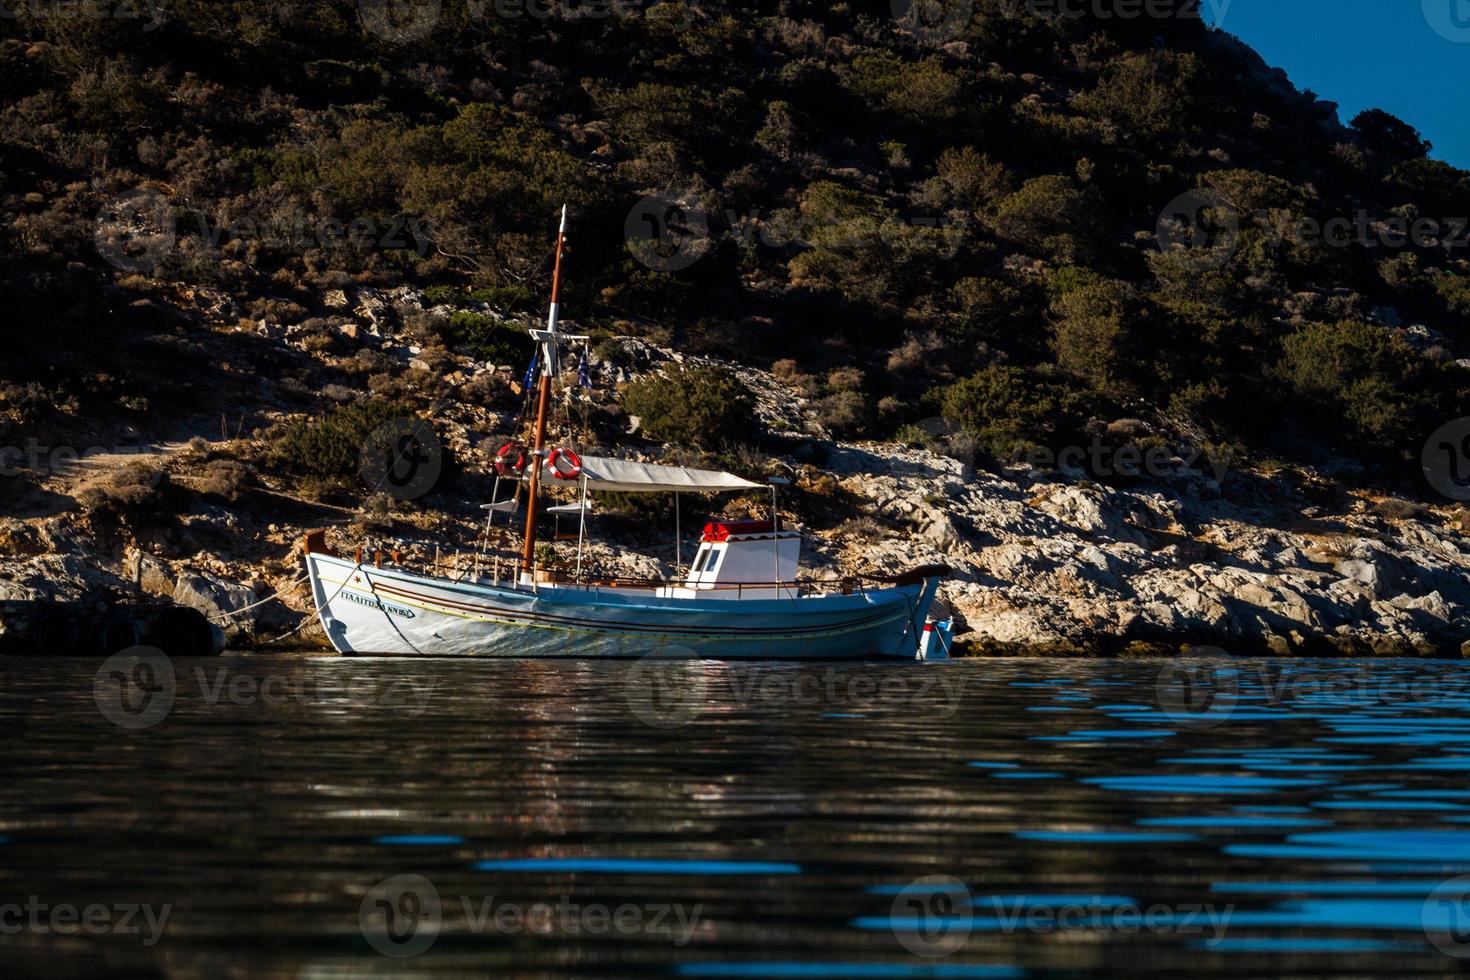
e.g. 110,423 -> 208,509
0,601 -> 221,657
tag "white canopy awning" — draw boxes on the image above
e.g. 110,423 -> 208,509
532,455 -> 763,494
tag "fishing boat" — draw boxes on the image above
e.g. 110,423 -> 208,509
301,207 -> 950,658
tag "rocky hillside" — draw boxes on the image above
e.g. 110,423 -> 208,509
3,3 -> 1470,652
5,328 -> 1470,656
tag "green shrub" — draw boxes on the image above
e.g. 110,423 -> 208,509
939,366 -> 1082,459
269,401 -> 412,480
1272,320 -> 1424,451
621,366 -> 756,450
442,312 -> 535,366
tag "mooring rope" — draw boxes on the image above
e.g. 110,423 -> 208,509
206,573 -> 308,623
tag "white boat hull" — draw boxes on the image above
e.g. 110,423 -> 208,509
304,553 -> 943,659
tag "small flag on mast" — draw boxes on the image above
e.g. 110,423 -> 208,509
577,347 -> 591,389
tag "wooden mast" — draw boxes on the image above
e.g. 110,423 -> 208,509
520,205 -> 569,576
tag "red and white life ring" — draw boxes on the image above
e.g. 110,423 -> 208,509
494,442 -> 527,476
547,447 -> 583,480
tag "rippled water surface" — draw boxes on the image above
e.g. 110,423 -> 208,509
4,655 -> 1470,976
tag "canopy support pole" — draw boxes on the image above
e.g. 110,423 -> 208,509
476,474 -> 501,579
771,483 -> 780,598
675,492 -> 682,577
575,476 -> 588,580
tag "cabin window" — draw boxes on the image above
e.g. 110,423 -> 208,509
690,547 -> 709,574
705,549 -> 723,575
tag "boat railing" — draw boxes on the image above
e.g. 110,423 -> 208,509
361,543 -> 873,597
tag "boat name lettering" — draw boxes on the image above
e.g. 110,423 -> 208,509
341,589 -> 415,619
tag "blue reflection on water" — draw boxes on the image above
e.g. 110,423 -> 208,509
1194,938 -> 1422,953
375,834 -> 464,845
1014,830 -> 1197,843
1225,829 -> 1470,862
1137,816 -> 1328,829
1084,775 -> 1331,794
1212,880 -> 1470,895
678,964 -> 1024,978
473,859 -> 802,874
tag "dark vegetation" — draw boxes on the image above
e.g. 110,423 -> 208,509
2,0 -> 1468,494
622,366 -> 755,450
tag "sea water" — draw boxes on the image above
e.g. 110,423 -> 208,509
2,654 -> 1469,975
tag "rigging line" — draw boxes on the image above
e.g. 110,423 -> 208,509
254,558 -> 358,648
204,574 -> 308,623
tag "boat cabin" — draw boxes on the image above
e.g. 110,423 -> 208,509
660,520 -> 801,600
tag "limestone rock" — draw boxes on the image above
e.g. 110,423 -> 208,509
174,571 -> 260,638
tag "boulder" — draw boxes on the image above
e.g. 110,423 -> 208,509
0,519 -> 46,557
173,571 -> 260,638
124,549 -> 174,596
